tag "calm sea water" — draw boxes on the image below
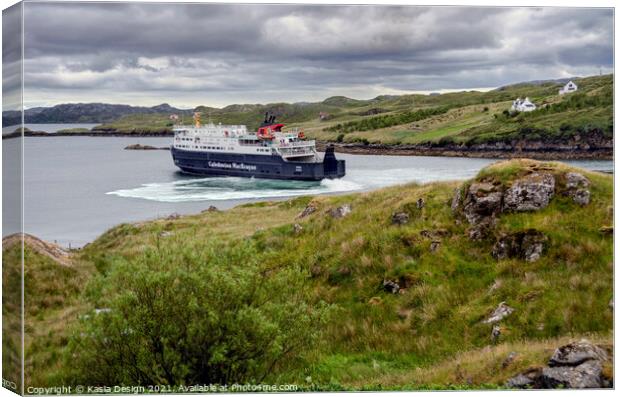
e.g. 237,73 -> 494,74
2,132 -> 613,247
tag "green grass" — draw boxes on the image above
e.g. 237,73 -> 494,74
10,159 -> 613,390
2,236 -> 95,389
2,240 -> 23,391
94,113 -> 175,133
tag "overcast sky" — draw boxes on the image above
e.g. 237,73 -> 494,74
7,3 -> 615,109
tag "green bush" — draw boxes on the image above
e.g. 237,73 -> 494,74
62,242 -> 333,386
437,136 -> 456,146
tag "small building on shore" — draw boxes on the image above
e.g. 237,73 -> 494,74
559,80 -> 578,95
511,97 -> 537,112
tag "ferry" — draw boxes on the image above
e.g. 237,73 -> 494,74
170,112 -> 345,181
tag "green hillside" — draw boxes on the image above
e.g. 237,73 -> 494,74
9,159 -> 613,390
94,74 -> 612,147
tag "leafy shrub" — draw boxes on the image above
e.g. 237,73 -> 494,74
437,136 -> 456,146
62,242 -> 333,386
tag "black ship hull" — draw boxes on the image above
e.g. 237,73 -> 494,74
171,146 -> 345,181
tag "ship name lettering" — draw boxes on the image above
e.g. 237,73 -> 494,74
208,161 -> 257,171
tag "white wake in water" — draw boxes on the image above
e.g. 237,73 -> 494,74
105,162 -> 493,203
106,175 -> 363,203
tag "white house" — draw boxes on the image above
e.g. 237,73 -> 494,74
559,80 -> 578,95
511,97 -> 537,112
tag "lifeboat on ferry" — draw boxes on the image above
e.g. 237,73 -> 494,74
257,123 -> 284,139
257,112 -> 286,139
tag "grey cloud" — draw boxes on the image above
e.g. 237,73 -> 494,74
15,3 -> 614,107
3,3 -> 23,110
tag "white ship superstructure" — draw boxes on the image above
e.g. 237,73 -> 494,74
169,112 -> 345,180
172,122 -> 320,162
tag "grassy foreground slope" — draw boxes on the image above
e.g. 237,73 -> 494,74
94,74 -> 612,150
8,159 -> 613,389
2,235 -> 95,389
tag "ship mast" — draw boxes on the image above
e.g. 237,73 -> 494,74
193,111 -> 202,128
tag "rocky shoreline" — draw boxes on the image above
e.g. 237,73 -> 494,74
317,140 -> 613,160
4,130 -> 612,160
124,143 -> 170,150
2,129 -> 173,139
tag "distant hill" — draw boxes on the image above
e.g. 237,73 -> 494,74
2,102 -> 192,126
3,74 -> 612,158
90,74 -> 611,153
495,77 -> 581,90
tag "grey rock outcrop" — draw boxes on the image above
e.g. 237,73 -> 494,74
541,360 -> 604,389
505,340 -> 611,389
297,203 -> 318,218
420,229 -> 449,239
491,324 -> 501,344
563,172 -> 591,206
483,301 -> 514,324
502,352 -> 518,368
467,219 -> 495,241
328,204 -> 352,219
503,173 -> 555,212
505,369 -> 543,389
462,182 -> 503,225
571,189 -> 591,206
391,212 -> 409,225
383,280 -> 400,294
451,188 -> 462,214
492,229 -> 547,262
451,168 -> 591,252
548,340 -> 608,367
565,172 -> 590,190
